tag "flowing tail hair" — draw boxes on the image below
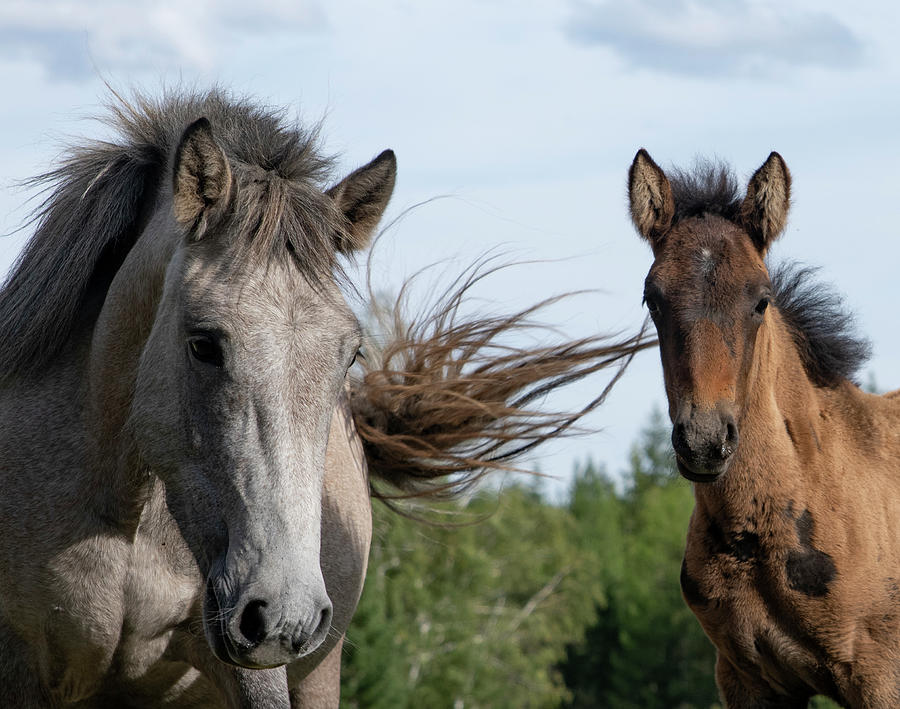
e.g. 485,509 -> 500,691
348,253 -> 654,503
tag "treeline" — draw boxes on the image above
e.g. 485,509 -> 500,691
339,412 -> 840,708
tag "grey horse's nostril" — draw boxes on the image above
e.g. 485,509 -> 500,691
292,605 -> 332,654
291,629 -> 309,655
238,599 -> 269,647
316,605 -> 332,636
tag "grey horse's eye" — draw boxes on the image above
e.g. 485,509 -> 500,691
188,334 -> 223,367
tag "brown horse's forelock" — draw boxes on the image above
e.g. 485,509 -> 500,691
0,88 -> 349,382
668,158 -> 742,225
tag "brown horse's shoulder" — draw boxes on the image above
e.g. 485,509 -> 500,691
811,381 -> 900,464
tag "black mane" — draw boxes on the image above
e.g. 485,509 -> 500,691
771,263 -> 871,388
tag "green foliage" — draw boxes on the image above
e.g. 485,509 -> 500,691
559,411 -> 718,709
342,486 -> 600,708
339,409 -> 835,708
808,697 -> 842,708
809,696 -> 841,709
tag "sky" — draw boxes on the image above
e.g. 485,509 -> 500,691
1,0 -> 898,492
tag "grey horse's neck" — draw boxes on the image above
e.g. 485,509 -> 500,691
83,213 -> 178,530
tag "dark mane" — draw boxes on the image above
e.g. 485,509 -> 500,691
0,88 -> 345,381
669,159 -> 742,224
771,262 -> 871,388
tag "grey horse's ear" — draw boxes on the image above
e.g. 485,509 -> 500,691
740,151 -> 791,254
173,117 -> 233,240
628,148 -> 675,249
327,150 -> 396,253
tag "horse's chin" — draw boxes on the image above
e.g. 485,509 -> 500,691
675,456 -> 727,483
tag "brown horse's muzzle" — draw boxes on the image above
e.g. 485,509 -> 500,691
671,403 -> 739,482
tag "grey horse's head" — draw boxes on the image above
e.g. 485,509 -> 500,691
128,118 -> 395,668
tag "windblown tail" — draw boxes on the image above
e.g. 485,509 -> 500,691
349,256 -> 653,501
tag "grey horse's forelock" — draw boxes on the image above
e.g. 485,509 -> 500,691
0,88 -> 349,382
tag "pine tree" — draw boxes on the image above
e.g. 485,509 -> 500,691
559,410 -> 719,709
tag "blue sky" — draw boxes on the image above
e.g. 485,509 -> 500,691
1,0 -> 898,489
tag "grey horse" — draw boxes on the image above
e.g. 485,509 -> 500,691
0,90 -> 646,707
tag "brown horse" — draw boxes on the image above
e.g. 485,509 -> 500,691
628,149 -> 900,708
0,88 -> 645,708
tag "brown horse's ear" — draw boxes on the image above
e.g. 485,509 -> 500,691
628,148 -> 675,248
173,117 -> 233,240
327,149 -> 396,253
740,152 -> 791,253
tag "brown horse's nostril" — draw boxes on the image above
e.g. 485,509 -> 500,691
723,419 -> 739,457
238,599 -> 270,647
672,421 -> 690,459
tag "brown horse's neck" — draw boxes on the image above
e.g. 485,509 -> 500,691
693,308 -> 850,522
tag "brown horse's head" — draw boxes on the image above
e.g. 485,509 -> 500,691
628,149 -> 791,482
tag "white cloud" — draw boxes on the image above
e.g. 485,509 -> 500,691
0,0 -> 327,81
566,0 -> 864,77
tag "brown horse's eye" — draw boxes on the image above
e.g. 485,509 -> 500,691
188,335 -> 223,367
644,295 -> 661,317
754,297 -> 770,316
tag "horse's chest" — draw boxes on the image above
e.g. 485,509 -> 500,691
681,512 -> 847,695
116,515 -> 202,672
92,540 -> 224,707
682,504 -> 839,616
683,548 -> 824,693
12,524 -> 203,705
